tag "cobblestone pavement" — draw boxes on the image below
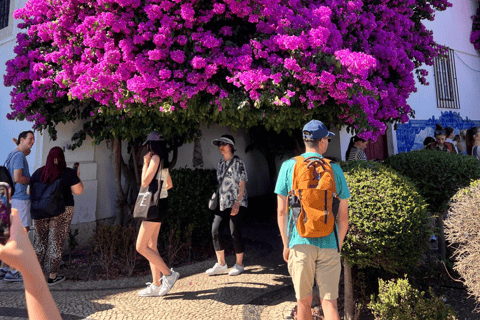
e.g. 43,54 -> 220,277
0,222 -> 298,320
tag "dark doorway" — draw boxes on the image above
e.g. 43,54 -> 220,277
365,134 -> 388,161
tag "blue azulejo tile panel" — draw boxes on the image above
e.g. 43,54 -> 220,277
396,111 -> 480,153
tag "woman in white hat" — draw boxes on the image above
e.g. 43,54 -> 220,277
206,134 -> 248,276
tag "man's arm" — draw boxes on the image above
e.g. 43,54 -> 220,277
277,194 -> 290,262
336,199 -> 349,249
14,169 -> 29,185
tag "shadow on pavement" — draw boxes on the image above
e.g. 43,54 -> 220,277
163,275 -> 291,305
0,306 -> 99,319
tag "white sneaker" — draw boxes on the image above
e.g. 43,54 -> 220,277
205,263 -> 228,276
159,269 -> 180,297
228,264 -> 245,276
138,282 -> 161,297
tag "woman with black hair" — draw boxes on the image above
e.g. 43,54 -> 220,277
427,124 -> 456,153
423,136 -> 435,150
345,136 -> 368,161
135,132 -> 179,297
467,127 -> 480,160
445,126 -> 458,153
206,134 -> 248,276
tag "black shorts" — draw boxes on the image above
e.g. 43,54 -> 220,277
145,198 -> 168,223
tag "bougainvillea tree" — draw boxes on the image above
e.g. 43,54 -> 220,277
5,0 -> 451,146
471,2 -> 480,51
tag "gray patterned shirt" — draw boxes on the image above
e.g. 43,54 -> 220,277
217,156 -> 248,211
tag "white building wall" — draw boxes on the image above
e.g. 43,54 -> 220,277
0,0 -> 34,166
393,1 -> 480,153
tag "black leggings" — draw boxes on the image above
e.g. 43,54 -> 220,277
211,207 -> 245,254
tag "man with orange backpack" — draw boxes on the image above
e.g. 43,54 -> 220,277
275,120 -> 350,320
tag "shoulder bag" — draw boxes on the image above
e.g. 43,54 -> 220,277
208,157 -> 236,211
133,161 -> 164,220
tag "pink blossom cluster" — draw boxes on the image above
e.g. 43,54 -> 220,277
471,2 -> 480,51
5,0 -> 451,140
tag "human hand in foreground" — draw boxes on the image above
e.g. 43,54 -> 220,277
0,208 -> 35,273
0,208 -> 62,320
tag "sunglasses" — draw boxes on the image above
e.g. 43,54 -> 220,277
218,142 -> 229,146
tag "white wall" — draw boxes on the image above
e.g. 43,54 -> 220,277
0,0 -> 34,167
393,1 -> 480,153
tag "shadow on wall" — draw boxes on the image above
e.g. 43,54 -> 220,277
396,111 -> 480,153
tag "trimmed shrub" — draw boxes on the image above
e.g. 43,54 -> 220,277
93,225 -> 138,278
369,277 -> 456,320
383,150 -> 480,212
165,168 -> 217,246
340,161 -> 429,272
445,179 -> 480,305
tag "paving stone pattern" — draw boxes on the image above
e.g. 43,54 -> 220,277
0,222 -> 299,320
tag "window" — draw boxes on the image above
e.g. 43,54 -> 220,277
433,48 -> 460,109
0,0 -> 9,30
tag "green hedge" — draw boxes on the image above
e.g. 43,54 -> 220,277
340,161 -> 429,272
164,168 -> 217,245
383,150 -> 480,212
369,277 -> 456,320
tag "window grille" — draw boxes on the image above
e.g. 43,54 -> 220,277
433,48 -> 460,109
0,0 -> 9,30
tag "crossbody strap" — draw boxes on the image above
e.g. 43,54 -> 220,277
215,156 -> 237,194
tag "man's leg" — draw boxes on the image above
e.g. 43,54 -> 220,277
320,298 -> 340,320
297,294 -> 314,320
315,249 -> 342,320
288,245 -> 316,320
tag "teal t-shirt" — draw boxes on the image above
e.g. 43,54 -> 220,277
274,153 -> 350,250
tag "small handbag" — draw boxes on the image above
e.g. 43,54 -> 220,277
208,191 -> 219,210
133,162 -> 164,220
208,157 -> 236,211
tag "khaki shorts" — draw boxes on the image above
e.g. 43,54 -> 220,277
288,245 -> 341,301
11,199 -> 31,228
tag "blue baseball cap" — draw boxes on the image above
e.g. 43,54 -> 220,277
302,120 -> 334,139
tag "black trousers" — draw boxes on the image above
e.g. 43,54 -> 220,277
211,207 -> 245,254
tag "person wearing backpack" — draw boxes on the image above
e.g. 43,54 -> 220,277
1,130 -> 35,282
275,120 -> 350,320
29,147 -> 84,285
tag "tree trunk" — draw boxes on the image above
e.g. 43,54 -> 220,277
192,138 -> 204,167
169,145 -> 178,170
343,258 -> 355,320
438,210 -> 446,261
131,145 -> 141,186
113,139 -> 127,226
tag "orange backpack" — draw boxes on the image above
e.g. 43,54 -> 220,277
288,156 -> 338,239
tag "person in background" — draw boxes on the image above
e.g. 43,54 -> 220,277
206,134 -> 248,276
345,135 -> 368,161
445,126 -> 459,153
29,147 -> 84,285
1,130 -> 35,282
454,134 -> 467,155
422,137 -> 435,150
135,132 -> 179,297
467,127 -> 480,161
427,124 -> 456,153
